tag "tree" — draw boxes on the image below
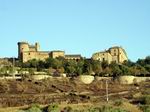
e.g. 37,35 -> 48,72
45,58 -> 55,68
145,56 -> 150,64
66,66 -> 76,74
137,59 -> 145,66
144,64 -> 150,73
119,65 -> 131,75
64,60 -> 77,75
83,60 -> 93,74
28,59 -> 39,68
136,56 -> 150,66
92,60 -> 102,75
102,67 -> 112,76
22,61 -> 31,68
15,60 -> 22,67
77,59 -> 84,68
101,61 -> 109,69
52,59 -> 63,69
76,67 -> 83,75
38,60 -> 45,69
109,62 -> 122,77
75,59 -> 84,75
123,60 -> 135,67
130,64 -> 148,76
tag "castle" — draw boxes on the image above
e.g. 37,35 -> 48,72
18,42 -> 128,64
18,42 -> 81,62
92,46 -> 128,64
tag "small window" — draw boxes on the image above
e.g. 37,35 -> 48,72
103,58 -> 105,61
29,53 -> 30,55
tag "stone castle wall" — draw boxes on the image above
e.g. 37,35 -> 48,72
92,46 -> 128,64
22,51 -> 49,62
50,51 -> 65,58
18,42 -> 81,62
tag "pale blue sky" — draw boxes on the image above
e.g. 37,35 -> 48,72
0,0 -> 150,61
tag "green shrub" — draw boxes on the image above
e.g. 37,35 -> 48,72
25,104 -> 42,112
100,106 -> 113,112
140,105 -> 150,112
26,106 -> 42,112
144,96 -> 150,105
87,106 -> 128,112
88,107 -> 100,112
47,104 -> 60,112
140,95 -> 150,105
30,103 -> 41,108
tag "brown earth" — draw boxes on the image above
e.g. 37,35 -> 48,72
0,77 -> 141,107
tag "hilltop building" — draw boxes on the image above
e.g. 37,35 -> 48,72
18,42 -> 128,64
18,42 -> 82,62
92,46 -> 128,64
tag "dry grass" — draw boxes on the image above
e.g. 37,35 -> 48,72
0,101 -> 143,112
0,107 -> 20,112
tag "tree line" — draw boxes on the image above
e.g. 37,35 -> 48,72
14,56 -> 150,77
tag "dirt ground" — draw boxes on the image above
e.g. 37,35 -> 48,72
0,77 -> 149,112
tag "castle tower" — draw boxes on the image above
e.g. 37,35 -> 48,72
109,47 -> 119,63
35,42 -> 40,51
18,42 -> 29,61
109,46 -> 128,63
